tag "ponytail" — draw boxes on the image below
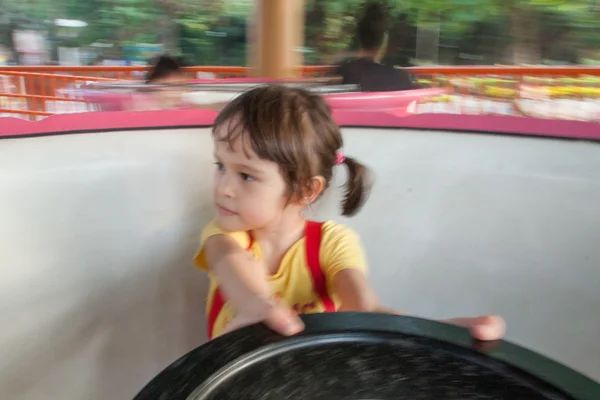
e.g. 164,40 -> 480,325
340,156 -> 373,216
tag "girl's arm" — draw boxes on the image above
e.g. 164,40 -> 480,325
204,234 -> 272,315
204,235 -> 303,335
332,269 -> 386,312
332,269 -> 505,341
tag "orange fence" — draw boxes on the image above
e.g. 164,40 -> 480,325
0,71 -> 121,119
0,66 -> 336,120
0,65 -> 334,79
1,65 -> 599,121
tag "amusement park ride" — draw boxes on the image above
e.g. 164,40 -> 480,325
1,1 -> 599,399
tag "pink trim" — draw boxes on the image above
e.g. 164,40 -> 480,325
325,88 -> 445,110
331,111 -> 600,140
1,109 -> 598,141
0,110 -> 218,136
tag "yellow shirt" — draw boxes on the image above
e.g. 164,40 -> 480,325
194,219 -> 367,339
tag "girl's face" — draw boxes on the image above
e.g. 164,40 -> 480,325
151,72 -> 187,109
212,127 -> 296,232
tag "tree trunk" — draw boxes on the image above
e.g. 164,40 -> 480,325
509,6 -> 541,65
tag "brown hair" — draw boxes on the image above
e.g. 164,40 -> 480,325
146,55 -> 182,83
213,85 -> 372,216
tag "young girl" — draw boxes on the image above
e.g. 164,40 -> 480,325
194,85 -> 505,341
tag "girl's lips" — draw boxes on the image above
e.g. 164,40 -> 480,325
217,205 -> 237,216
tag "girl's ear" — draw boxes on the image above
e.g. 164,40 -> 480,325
302,176 -> 326,205
291,176 -> 326,206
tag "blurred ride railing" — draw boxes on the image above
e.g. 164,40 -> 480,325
0,71 -> 121,120
0,66 -> 333,120
409,66 -> 600,121
1,65 -> 599,121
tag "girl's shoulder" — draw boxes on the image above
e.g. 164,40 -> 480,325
200,219 -> 252,250
194,219 -> 252,271
318,220 -> 363,246
199,219 -> 362,251
314,220 -> 368,273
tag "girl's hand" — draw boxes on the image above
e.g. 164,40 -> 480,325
333,270 -> 506,342
443,315 -> 506,341
224,301 -> 505,342
223,299 -> 304,336
376,308 -> 506,341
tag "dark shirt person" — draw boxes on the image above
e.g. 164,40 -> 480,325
336,2 -> 414,92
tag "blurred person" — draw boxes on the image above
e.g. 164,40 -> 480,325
123,55 -> 191,111
135,55 -> 190,110
336,2 -> 416,92
126,55 -> 227,112
146,54 -> 187,84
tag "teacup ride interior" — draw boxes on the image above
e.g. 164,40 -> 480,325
1,104 -> 599,399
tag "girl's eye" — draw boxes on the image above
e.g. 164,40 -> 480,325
240,173 -> 255,182
214,162 -> 224,172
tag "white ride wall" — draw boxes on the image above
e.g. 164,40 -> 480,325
0,125 -> 599,399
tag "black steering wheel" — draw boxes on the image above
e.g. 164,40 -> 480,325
133,312 -> 600,400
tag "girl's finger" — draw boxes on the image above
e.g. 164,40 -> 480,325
265,304 -> 304,336
445,315 -> 506,341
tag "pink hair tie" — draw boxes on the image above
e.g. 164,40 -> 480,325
335,152 -> 346,165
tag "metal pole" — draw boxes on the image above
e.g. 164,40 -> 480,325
248,0 -> 305,78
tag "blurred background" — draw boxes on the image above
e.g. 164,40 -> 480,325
1,0 -> 598,67
1,3 -> 599,399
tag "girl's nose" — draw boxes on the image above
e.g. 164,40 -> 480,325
216,174 -> 235,198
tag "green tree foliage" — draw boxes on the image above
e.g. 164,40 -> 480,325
387,0 -> 600,63
1,0 -> 597,65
